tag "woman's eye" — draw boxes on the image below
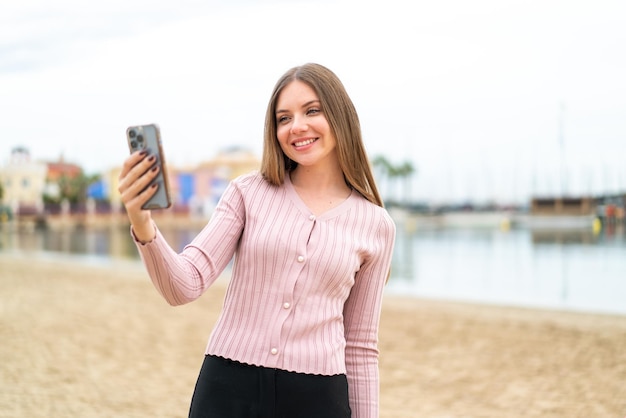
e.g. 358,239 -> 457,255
307,108 -> 321,116
277,115 -> 290,124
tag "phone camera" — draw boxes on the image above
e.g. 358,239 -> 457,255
129,130 -> 136,138
130,140 -> 138,149
137,134 -> 144,143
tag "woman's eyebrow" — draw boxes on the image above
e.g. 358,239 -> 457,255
276,100 -> 320,114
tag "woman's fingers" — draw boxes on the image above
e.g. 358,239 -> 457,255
119,151 -> 146,180
119,153 -> 155,193
118,152 -> 160,212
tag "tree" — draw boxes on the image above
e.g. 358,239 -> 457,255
44,172 -> 100,205
395,161 -> 416,206
372,155 -> 393,203
372,155 -> 417,207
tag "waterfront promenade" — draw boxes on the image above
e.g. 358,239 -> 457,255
6,208 -> 605,233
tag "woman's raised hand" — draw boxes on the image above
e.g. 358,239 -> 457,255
118,151 -> 160,242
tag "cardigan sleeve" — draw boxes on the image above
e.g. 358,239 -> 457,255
132,178 -> 246,306
343,211 -> 396,418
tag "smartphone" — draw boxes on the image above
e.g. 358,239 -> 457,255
126,124 -> 172,210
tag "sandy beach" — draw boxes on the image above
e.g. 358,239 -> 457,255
1,253 -> 625,418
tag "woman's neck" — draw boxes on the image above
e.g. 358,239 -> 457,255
290,164 -> 348,193
289,165 -> 352,215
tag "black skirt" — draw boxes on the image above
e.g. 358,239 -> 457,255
188,355 -> 351,418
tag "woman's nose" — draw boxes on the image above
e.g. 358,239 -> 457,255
290,115 -> 308,134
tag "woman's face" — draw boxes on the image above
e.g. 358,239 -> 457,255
275,80 -> 338,169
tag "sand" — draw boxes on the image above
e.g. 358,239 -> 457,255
1,253 -> 625,418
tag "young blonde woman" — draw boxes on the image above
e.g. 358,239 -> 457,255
118,63 -> 396,418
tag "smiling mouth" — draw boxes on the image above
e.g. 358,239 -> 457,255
294,138 -> 318,147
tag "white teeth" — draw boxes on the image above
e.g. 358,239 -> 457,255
294,138 -> 317,147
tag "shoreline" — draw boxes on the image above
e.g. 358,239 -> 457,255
5,209 -> 619,232
1,255 -> 626,417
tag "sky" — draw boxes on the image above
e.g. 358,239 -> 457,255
1,0 -> 625,204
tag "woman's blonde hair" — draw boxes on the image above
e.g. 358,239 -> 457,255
260,63 -> 384,208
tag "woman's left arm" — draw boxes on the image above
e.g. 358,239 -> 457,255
343,212 -> 396,418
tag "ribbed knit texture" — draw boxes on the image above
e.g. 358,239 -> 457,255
134,171 -> 396,418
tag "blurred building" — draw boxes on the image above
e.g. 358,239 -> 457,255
42,155 -> 83,202
105,147 -> 261,217
1,145 -> 260,218
176,147 -> 260,217
530,197 -> 596,216
46,157 -> 82,181
99,166 -> 123,212
0,147 -> 47,214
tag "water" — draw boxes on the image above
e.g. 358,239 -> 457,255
388,223 -> 626,315
1,221 -> 625,316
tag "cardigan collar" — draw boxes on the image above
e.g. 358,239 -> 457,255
283,173 -> 360,221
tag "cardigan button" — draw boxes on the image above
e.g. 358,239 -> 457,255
283,302 -> 291,309
309,214 -> 315,221
270,348 -> 278,355
297,255 -> 305,263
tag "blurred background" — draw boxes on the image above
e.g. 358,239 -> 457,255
1,0 -> 625,315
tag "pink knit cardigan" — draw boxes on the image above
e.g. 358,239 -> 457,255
134,171 -> 396,417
